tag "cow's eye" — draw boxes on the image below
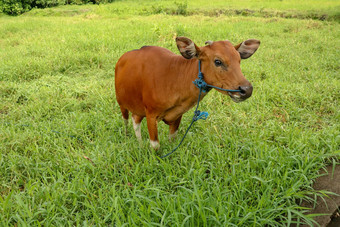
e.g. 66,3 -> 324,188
214,59 -> 222,67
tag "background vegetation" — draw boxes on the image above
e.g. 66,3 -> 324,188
0,0 -> 339,225
0,0 -> 116,15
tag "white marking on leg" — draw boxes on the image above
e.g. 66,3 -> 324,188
132,118 -> 142,141
169,130 -> 178,141
150,140 -> 160,150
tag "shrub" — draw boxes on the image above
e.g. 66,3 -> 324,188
0,0 -> 116,15
1,0 -> 34,15
35,0 -> 64,8
174,1 -> 187,15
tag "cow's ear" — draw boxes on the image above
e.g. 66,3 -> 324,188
235,39 -> 260,59
176,37 -> 200,59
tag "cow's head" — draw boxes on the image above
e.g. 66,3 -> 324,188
176,37 -> 260,102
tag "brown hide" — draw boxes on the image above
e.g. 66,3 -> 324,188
115,37 -> 260,149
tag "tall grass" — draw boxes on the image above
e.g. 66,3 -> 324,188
0,0 -> 339,225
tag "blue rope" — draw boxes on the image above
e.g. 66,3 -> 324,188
160,87 -> 207,158
160,60 -> 241,158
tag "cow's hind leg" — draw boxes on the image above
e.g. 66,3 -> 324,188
168,115 -> 182,142
146,113 -> 160,150
132,114 -> 144,141
120,106 -> 129,134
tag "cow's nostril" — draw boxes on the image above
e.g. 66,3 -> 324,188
238,86 -> 253,98
239,86 -> 246,95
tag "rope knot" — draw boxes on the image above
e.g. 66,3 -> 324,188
193,110 -> 209,121
193,78 -> 208,92
198,71 -> 204,79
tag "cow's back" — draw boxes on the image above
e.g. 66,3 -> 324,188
115,46 -> 178,116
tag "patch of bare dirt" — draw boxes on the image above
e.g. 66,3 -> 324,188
297,164 -> 340,227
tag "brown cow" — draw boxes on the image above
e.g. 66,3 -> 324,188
115,37 -> 260,149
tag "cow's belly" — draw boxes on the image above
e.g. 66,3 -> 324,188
161,101 -> 196,123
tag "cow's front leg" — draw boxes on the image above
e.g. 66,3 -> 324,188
146,114 -> 160,150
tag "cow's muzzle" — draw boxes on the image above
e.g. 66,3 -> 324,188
239,85 -> 253,99
228,85 -> 253,103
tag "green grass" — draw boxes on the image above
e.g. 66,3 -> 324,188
23,0 -> 340,21
1,0 -> 340,226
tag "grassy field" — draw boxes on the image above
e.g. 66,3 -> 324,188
1,0 -> 339,226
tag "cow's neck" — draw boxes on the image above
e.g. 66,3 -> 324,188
174,57 -> 210,107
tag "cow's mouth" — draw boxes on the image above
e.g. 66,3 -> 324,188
228,92 -> 245,103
